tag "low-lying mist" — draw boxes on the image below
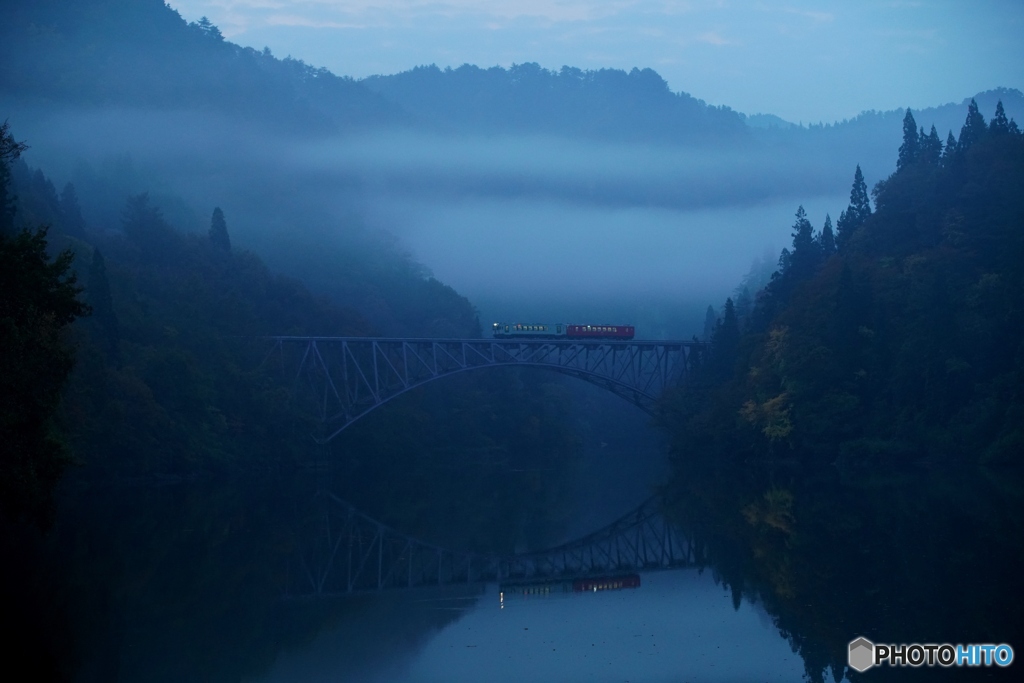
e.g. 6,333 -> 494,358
2,102 -> 875,336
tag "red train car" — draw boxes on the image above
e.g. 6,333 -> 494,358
565,324 -> 635,340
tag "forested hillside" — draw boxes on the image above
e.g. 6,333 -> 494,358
0,0 -> 403,133
665,100 -> 1024,467
362,63 -> 748,144
2,125 -> 582,548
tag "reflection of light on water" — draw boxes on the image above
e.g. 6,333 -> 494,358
499,574 -> 642,603
400,568 -> 807,683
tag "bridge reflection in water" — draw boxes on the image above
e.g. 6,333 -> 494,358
264,337 -> 703,443
284,495 -> 699,599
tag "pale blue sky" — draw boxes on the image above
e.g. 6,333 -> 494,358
168,1 -> 1022,124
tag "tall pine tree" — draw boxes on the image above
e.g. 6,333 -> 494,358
897,109 -> 920,170
919,125 -> 943,165
819,213 -> 836,258
990,101 -> 1010,135
59,182 -> 87,238
835,165 -> 871,250
88,248 -> 120,364
957,98 -> 987,153
788,205 -> 819,282
942,131 -> 958,163
209,207 -> 231,252
0,121 -> 28,234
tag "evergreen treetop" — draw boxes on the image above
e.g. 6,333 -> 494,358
835,165 -> 871,250
1,121 -> 28,234
990,101 -> 1010,135
819,214 -> 836,258
919,125 -> 943,166
209,206 -> 231,252
957,98 -> 987,152
943,131 -> 958,162
897,109 -> 920,169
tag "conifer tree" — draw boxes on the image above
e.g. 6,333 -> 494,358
835,165 -> 871,250
1,121 -> 28,234
59,182 -> 87,238
122,193 -> 174,251
711,297 -> 739,378
88,248 -> 120,363
897,109 -> 920,170
990,101 -> 1010,135
734,286 -> 753,330
957,99 -> 987,152
920,125 -> 943,165
942,131 -> 958,163
1,224 -> 88,525
788,205 -> 819,281
819,213 -> 836,258
209,206 -> 231,252
703,305 -> 717,341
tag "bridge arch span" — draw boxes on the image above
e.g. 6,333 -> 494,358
268,337 -> 703,443
286,493 -> 700,598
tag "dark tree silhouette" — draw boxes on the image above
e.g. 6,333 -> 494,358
897,109 -> 919,170
59,182 -> 87,238
819,214 -> 836,258
835,165 -> 871,250
122,193 -> 174,251
990,101 -> 1010,135
919,125 -> 943,165
703,304 -> 717,341
942,131 -> 958,163
209,206 -> 231,252
788,205 -> 819,282
711,297 -> 739,378
957,98 -> 987,152
88,248 -> 120,363
1,121 -> 28,233
0,226 -> 89,526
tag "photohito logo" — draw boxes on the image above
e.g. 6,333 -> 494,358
848,637 -> 1014,672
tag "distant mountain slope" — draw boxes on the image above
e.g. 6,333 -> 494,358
362,63 -> 749,145
0,0 -> 405,133
739,88 -> 1024,194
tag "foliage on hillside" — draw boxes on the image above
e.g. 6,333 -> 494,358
0,122 -> 90,526
362,63 -> 748,144
0,0 -> 403,132
4,121 -> 581,549
663,101 -> 1024,468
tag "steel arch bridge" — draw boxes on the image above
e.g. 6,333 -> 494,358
284,494 -> 700,599
265,337 -> 704,442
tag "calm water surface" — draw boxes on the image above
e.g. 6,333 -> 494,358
6,452 -> 1020,682
257,570 -> 805,683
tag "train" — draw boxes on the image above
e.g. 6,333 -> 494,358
492,322 -> 635,340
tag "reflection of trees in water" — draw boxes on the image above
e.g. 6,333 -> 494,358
1,477 -> 479,683
662,462 -> 1024,682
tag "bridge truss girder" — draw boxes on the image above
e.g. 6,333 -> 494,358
266,337 -> 703,442
284,494 -> 698,599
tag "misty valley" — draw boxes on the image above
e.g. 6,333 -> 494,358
2,2 -> 1023,682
